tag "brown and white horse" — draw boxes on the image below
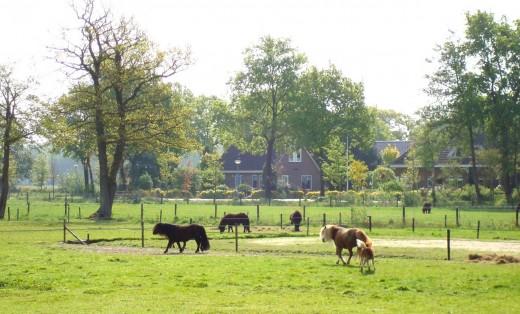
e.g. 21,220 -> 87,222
320,224 -> 373,265
356,239 -> 375,272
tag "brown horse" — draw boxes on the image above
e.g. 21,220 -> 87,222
218,213 -> 251,233
152,223 -> 210,254
290,210 -> 302,231
320,224 -> 372,265
356,239 -> 375,272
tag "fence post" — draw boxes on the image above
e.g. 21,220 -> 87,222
48,192 -> 51,201
174,203 -> 177,219
306,217 -> 310,236
368,215 -> 372,232
444,214 -> 447,228
412,218 -> 415,232
256,204 -> 260,223
26,192 -> 29,205
63,219 -> 66,243
402,206 -> 406,224
7,207 -> 10,221
456,207 -> 460,227
67,205 -> 70,223
78,207 -> 81,219
27,202 -> 30,215
189,218 -> 193,224
447,229 -> 451,260
280,213 -> 283,229
235,223 -> 238,252
87,233 -> 90,243
16,208 -> 19,221
64,202 -> 67,216
299,197 -> 301,207
160,196 -> 164,204
516,208 -> 519,227
214,204 -> 217,218
339,212 -> 342,226
477,220 -> 480,239
141,203 -> 144,248
160,209 -> 163,223
322,213 -> 326,226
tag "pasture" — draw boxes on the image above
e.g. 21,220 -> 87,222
1,198 -> 520,313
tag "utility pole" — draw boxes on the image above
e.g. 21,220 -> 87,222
346,135 -> 349,192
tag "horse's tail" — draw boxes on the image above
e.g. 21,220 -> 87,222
198,226 -> 210,251
356,238 -> 367,249
356,229 -> 373,247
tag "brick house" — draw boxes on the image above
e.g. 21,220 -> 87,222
222,146 -> 321,191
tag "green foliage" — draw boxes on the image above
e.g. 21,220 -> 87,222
371,166 -> 397,189
32,153 -> 49,190
137,172 -> 153,190
322,136 -> 348,190
381,180 -> 403,192
380,145 -> 400,165
403,191 -> 422,207
238,184 -> 252,196
349,159 -> 368,191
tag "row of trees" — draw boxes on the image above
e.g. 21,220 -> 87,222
424,11 -> 520,204
3,2 -> 518,219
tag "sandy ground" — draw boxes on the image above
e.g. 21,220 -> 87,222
62,237 -> 520,255
249,237 -> 520,254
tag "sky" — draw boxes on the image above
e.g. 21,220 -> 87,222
1,0 -> 520,115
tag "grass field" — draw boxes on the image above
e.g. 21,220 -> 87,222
2,199 -> 520,313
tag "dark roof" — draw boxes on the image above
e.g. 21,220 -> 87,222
374,140 -> 411,156
222,146 -> 265,171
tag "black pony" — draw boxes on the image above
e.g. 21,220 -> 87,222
422,203 -> 432,214
152,223 -> 210,254
218,213 -> 251,233
290,210 -> 302,231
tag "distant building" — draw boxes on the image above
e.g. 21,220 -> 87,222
221,146 -> 321,191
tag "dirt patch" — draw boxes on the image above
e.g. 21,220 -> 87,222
468,253 -> 520,264
250,237 -> 520,254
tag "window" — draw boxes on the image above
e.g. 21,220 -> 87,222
288,149 -> 302,162
252,175 -> 263,188
301,175 -> 312,189
234,174 -> 242,188
281,175 -> 289,188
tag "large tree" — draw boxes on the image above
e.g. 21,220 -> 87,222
229,36 -> 306,200
426,36 -> 484,203
55,0 -> 192,218
290,65 -> 371,195
0,65 -> 40,219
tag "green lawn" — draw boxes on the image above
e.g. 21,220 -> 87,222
1,219 -> 520,313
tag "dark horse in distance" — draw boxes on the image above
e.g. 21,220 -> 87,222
290,210 -> 302,231
218,213 -> 251,233
152,223 -> 210,254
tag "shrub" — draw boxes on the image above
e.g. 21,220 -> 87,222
371,166 -> 397,188
306,191 -> 321,199
199,189 -> 226,199
381,180 -> 403,192
289,190 -> 305,199
251,189 -> 265,199
238,184 -> 252,196
403,191 -> 421,206
137,172 -> 153,190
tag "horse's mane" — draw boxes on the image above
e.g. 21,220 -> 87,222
320,224 -> 342,242
153,223 -> 177,235
355,229 -> 373,247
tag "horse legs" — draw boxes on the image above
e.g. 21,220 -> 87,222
228,225 -> 233,232
164,239 -> 174,254
180,241 -> 186,253
336,247 -> 347,265
345,248 -> 353,265
195,239 -> 200,253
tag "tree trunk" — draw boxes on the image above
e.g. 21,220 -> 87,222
317,149 -> 326,196
82,157 -> 90,195
263,138 -> 276,201
95,105 -> 113,219
431,166 -> 437,206
119,158 -> 127,191
0,142 -> 11,219
468,125 -> 482,203
87,156 -> 94,195
0,106 -> 13,219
